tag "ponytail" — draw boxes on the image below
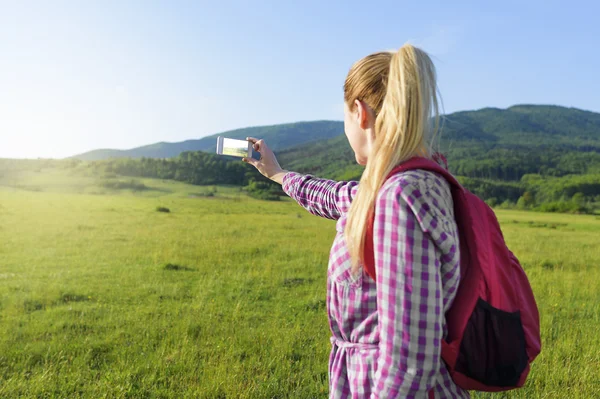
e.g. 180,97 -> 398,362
344,44 -> 441,274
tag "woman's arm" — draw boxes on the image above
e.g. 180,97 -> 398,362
281,171 -> 358,220
242,137 -> 359,220
370,178 -> 444,399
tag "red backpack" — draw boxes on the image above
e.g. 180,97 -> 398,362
364,156 -> 541,392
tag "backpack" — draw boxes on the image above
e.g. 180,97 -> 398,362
363,156 -> 541,392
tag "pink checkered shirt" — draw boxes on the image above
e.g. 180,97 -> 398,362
282,169 -> 470,399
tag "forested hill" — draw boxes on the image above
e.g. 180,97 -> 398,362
440,104 -> 600,147
72,104 -> 600,163
72,121 -> 344,161
273,105 -> 600,213
59,104 -> 600,213
278,104 -> 600,181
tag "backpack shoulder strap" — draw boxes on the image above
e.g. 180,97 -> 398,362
363,155 -> 462,282
388,156 -> 462,191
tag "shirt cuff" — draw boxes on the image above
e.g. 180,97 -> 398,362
281,171 -> 300,197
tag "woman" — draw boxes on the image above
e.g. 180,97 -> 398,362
243,44 -> 470,399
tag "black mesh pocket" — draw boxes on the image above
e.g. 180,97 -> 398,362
455,298 -> 528,387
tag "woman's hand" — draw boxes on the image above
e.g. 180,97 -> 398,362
243,137 -> 289,185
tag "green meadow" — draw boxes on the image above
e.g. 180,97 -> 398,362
0,170 -> 599,398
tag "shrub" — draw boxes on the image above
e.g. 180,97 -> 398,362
245,179 -> 283,201
485,197 -> 498,208
156,206 -> 170,213
59,293 -> 89,303
540,260 -> 556,270
247,191 -> 281,201
100,179 -> 148,191
534,201 -> 591,214
163,263 -> 193,271
24,299 -> 45,312
498,199 -> 515,209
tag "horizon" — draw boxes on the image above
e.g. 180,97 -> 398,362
2,102 -> 597,160
2,1 -> 599,159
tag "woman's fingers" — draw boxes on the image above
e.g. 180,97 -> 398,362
246,137 -> 259,151
242,157 -> 258,167
242,137 -> 284,181
244,137 -> 262,166
246,137 -> 265,152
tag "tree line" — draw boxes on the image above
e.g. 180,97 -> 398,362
2,147 -> 599,213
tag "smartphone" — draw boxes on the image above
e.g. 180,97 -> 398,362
216,136 -> 252,158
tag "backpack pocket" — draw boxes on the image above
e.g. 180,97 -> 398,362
455,298 -> 528,387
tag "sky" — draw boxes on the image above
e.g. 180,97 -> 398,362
1,0 -> 599,159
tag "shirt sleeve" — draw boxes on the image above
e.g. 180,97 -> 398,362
281,171 -> 359,220
371,179 -> 444,399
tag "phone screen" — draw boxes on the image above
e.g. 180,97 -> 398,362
216,137 -> 251,158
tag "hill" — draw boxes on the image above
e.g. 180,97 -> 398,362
440,104 -> 600,147
72,121 -> 344,160
72,105 -> 600,167
274,105 -> 600,213
52,104 -> 600,213
278,104 -> 600,180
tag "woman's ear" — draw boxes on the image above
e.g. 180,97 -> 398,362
354,99 -> 372,130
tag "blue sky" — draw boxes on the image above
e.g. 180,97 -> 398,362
1,0 -> 598,159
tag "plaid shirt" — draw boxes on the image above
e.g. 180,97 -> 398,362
282,170 -> 470,399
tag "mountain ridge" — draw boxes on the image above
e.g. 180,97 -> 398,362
71,104 -> 600,161
71,120 -> 343,161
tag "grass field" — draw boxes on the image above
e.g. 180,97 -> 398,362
0,170 -> 599,398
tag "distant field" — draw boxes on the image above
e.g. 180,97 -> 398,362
0,171 -> 599,398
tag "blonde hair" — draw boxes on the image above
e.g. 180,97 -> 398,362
344,44 -> 441,274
